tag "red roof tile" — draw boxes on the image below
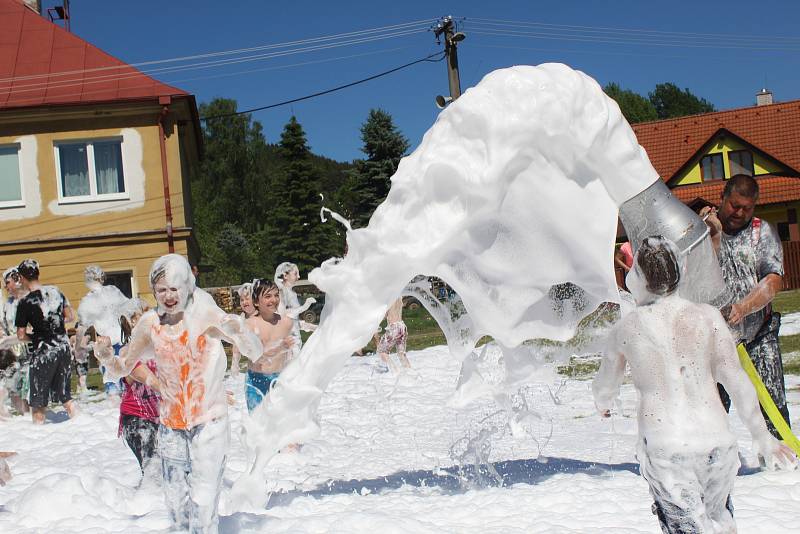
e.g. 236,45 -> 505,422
0,0 -> 187,109
632,100 -> 800,181
671,175 -> 800,206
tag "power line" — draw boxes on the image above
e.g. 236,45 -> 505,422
464,17 -> 800,44
0,28 -> 430,95
1,46 -> 418,107
0,18 -> 434,85
200,51 -> 445,121
466,28 -> 800,52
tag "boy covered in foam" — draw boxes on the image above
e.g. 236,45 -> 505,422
95,254 -> 262,534
244,279 -> 294,412
593,236 -> 795,534
77,265 -> 134,397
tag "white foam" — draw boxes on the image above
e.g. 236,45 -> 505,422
232,63 -> 659,506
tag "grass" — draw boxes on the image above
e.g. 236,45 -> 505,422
68,290 -> 800,393
774,289 -> 800,315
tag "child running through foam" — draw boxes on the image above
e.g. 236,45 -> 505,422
1,268 -> 29,416
14,259 -> 78,424
244,278 -> 294,412
376,298 -> 410,373
274,262 -> 317,360
77,265 -> 133,399
94,254 -> 262,533
117,300 -> 161,477
593,236 -> 795,534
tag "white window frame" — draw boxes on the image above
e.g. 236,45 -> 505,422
0,143 -> 25,209
53,137 -> 129,204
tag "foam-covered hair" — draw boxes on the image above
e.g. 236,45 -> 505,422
274,262 -> 299,286
84,264 -> 105,285
627,236 -> 684,304
149,254 -> 196,293
2,267 -> 18,283
237,282 -> 253,299
17,259 -> 39,280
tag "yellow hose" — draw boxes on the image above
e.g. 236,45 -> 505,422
737,343 -> 800,456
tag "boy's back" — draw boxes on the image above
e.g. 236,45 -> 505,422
607,295 -> 736,454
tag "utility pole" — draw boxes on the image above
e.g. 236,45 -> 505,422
433,16 -> 465,108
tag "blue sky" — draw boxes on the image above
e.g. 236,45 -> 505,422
60,0 -> 800,162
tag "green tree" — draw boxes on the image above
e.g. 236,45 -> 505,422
265,116 -> 337,275
192,98 -> 268,286
648,82 -> 715,120
603,82 -> 658,124
339,109 -> 409,228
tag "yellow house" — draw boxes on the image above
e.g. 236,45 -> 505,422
0,0 -> 201,305
632,94 -> 800,288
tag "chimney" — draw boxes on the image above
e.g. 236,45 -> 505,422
21,0 -> 41,14
756,88 -> 773,107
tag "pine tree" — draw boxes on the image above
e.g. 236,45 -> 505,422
339,109 -> 409,228
265,116 -> 336,275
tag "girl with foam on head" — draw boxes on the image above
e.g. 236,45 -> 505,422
274,262 -> 317,361
94,254 -> 262,534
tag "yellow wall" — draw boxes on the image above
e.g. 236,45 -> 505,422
0,121 -> 186,240
0,103 -> 199,314
0,237 -> 190,314
674,136 -> 787,185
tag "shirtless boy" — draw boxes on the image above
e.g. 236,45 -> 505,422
244,279 -> 294,412
593,236 -> 794,534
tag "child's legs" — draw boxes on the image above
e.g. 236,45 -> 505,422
245,370 -> 266,412
699,445 -> 738,533
159,425 -> 192,529
123,415 -> 160,470
245,370 -> 278,412
640,449 -> 717,534
187,417 -> 229,534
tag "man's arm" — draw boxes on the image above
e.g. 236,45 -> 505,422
727,273 -> 782,326
592,329 -> 627,417
700,206 -> 722,253
708,309 -> 794,467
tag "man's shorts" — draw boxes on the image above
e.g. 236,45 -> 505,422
245,369 -> 279,412
29,341 -> 72,408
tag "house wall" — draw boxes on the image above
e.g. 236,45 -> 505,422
674,137 -> 787,185
0,104 -> 197,307
756,201 -> 800,242
0,121 -> 186,237
0,237 -> 190,307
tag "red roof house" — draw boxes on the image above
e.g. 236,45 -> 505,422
631,97 -> 800,287
0,0 -> 203,304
